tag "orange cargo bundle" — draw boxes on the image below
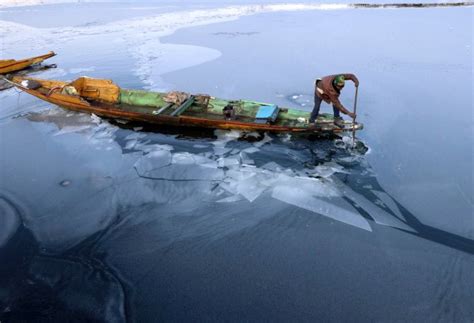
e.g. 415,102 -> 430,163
70,77 -> 120,104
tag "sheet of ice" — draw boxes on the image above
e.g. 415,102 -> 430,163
193,144 -> 209,149
212,130 -> 242,155
134,149 -> 171,172
132,43 -> 221,90
311,162 -> 350,178
219,167 -> 269,202
218,156 -> 241,168
261,161 -> 284,172
0,3 -> 354,88
0,119 -> 144,251
5,1 -> 463,93
332,177 -> 415,232
253,133 -> 273,147
217,195 -> 244,203
371,189 -> 406,221
272,185 -> 372,231
0,196 -> 21,247
134,148 -> 223,181
52,124 -> 92,136
242,147 -> 260,154
90,113 -> 101,124
124,139 -> 138,150
239,151 -> 255,165
135,142 -> 174,153
68,66 -> 96,74
124,132 -> 147,140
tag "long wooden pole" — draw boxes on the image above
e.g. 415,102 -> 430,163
352,86 -> 359,146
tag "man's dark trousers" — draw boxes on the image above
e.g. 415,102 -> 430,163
310,94 -> 341,123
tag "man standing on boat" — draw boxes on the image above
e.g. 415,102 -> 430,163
309,73 -> 359,127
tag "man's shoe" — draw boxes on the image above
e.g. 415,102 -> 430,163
308,122 -> 321,130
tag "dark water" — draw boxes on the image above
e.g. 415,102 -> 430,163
1,2 -> 473,322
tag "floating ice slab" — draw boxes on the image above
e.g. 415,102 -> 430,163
312,162 -> 349,178
242,147 -> 260,154
134,150 -> 172,175
333,177 -> 415,232
218,157 -> 241,168
272,185 -> 372,231
134,150 -> 223,181
371,190 -> 406,221
53,125 -> 92,136
261,161 -> 284,172
217,195 -> 244,203
135,143 -> 174,153
124,139 -> 138,150
125,132 -> 147,141
253,133 -> 273,147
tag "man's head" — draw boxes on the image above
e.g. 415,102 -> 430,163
333,75 -> 345,89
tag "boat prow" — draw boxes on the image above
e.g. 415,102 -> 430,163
0,51 -> 56,75
7,75 -> 364,136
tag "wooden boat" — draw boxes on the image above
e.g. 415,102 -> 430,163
0,52 -> 56,74
7,76 -> 363,135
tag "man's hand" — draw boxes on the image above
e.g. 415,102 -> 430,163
353,77 -> 359,87
347,112 -> 357,119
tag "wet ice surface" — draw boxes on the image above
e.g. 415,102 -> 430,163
1,2 -> 473,322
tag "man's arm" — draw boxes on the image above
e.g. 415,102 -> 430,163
331,96 -> 354,117
343,73 -> 359,87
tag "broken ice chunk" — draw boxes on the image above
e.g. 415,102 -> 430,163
135,143 -> 174,153
172,152 -> 197,165
125,132 -> 147,140
134,150 -> 172,176
261,161 -> 283,172
242,147 -> 260,154
124,139 -> 138,150
333,178 -> 414,232
253,133 -> 273,147
217,157 -> 241,168
371,190 -> 406,221
53,125 -> 92,136
272,185 -> 372,231
311,162 -> 348,178
217,195 -> 244,203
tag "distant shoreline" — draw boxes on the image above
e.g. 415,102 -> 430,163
1,1 -> 472,10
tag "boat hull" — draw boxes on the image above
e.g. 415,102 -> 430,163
0,52 -> 56,74
9,76 -> 363,135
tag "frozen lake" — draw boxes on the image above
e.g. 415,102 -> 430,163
0,1 -> 473,322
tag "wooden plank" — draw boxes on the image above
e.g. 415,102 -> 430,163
170,95 -> 195,117
154,102 -> 174,115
